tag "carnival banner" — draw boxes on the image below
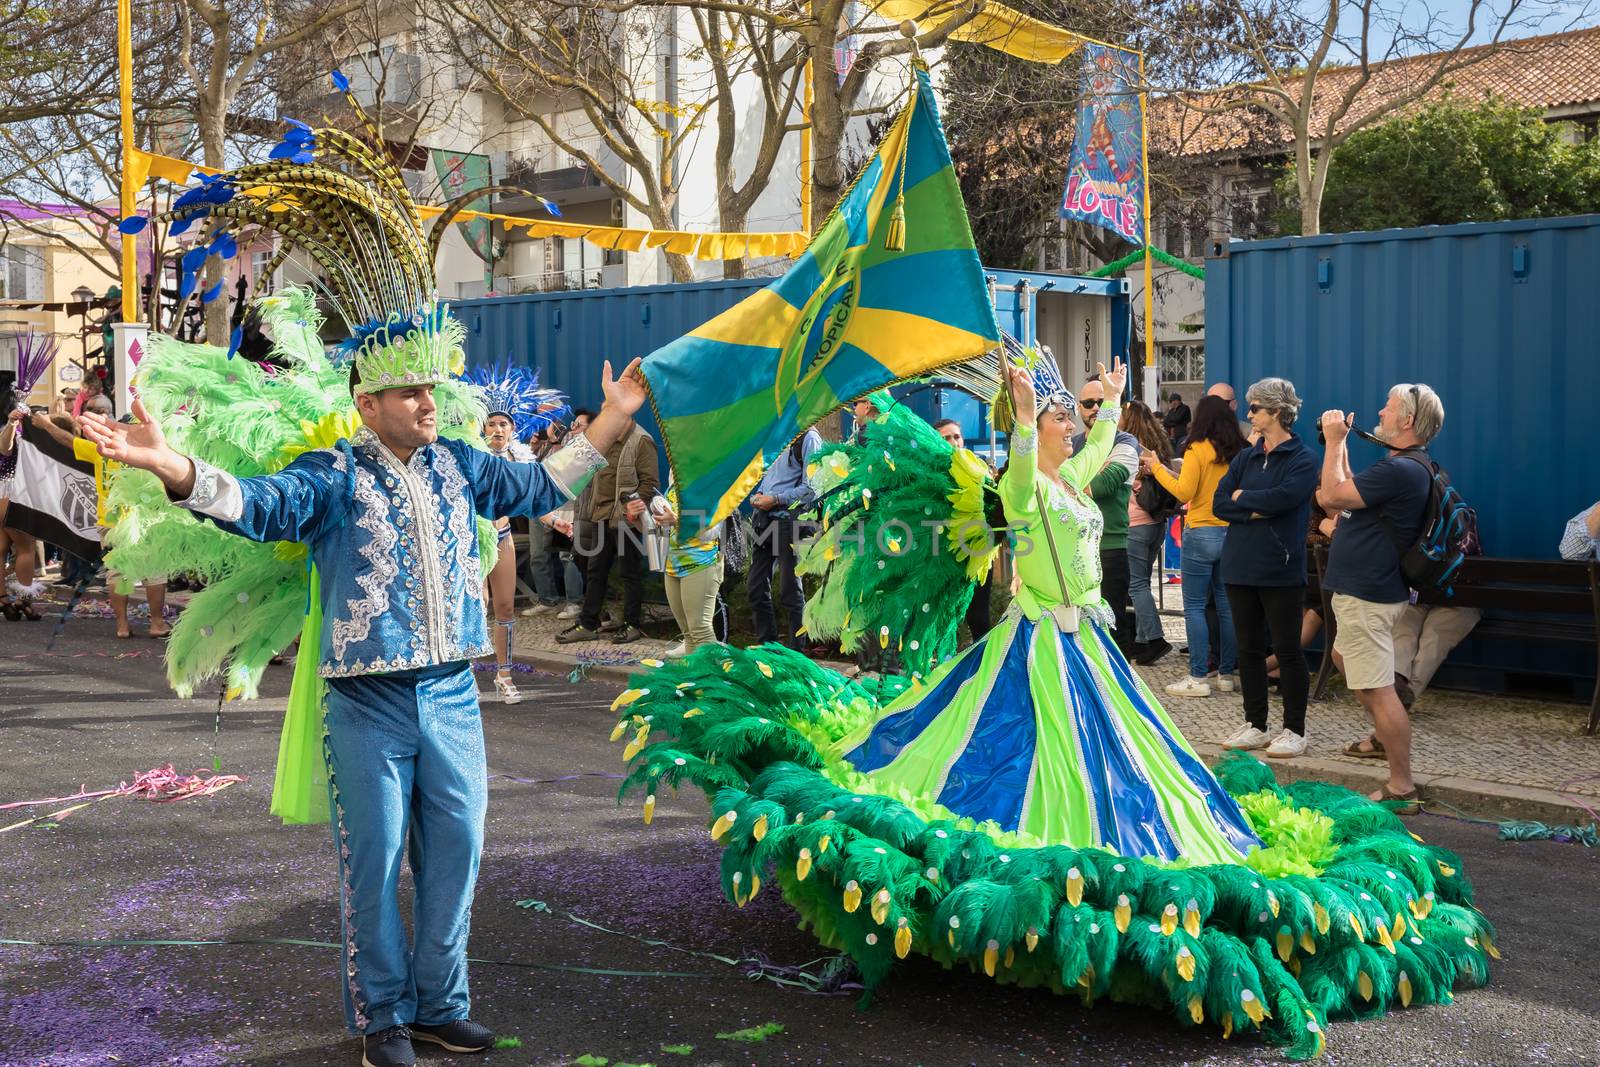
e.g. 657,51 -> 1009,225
431,149 -> 495,266
1059,43 -> 1145,244
641,65 -> 999,535
6,422 -> 102,561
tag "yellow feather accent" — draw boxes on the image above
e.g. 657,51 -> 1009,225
1025,926 -> 1039,953
1065,867 -> 1084,907
842,880 -> 862,913
871,888 -> 892,925
751,814 -> 769,841
611,688 -> 646,711
1313,902 -> 1331,935
983,940 -> 999,977
1397,970 -> 1414,1007
1357,971 -> 1374,1001
642,794 -> 656,825
796,848 -> 813,881
1240,989 -> 1265,1025
895,920 -> 912,958
1299,930 -> 1317,955
1114,894 -> 1131,933
1160,903 -> 1179,937
1187,995 -> 1203,1024
1275,928 -> 1293,963
710,810 -> 737,842
1183,900 -> 1201,938
1176,946 -> 1196,982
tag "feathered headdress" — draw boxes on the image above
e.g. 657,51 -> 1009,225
990,332 -> 1073,432
117,70 -> 520,393
466,357 -> 571,441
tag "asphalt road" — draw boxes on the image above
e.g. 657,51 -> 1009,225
2,608 -> 1598,1067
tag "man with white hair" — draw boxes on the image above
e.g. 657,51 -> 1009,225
1318,383 -> 1445,811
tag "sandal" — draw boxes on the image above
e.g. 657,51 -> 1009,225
1344,735 -> 1386,760
1372,784 -> 1421,814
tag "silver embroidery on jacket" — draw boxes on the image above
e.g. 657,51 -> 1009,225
433,445 -> 484,657
330,466 -> 396,659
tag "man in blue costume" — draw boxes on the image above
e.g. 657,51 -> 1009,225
82,354 -> 648,1067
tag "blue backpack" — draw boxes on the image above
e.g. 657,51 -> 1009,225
1382,451 -> 1473,597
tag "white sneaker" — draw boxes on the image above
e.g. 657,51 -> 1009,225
1264,728 -> 1308,759
557,603 -> 582,620
1221,723 -> 1271,750
1165,676 -> 1212,698
521,603 -> 558,617
494,675 -> 523,704
664,641 -> 688,658
1210,673 -> 1236,693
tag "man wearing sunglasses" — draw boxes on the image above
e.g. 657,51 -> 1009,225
1069,377 -> 1141,653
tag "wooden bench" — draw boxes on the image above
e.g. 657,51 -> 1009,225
1310,546 -> 1600,733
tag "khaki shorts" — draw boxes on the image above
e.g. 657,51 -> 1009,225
1331,593 -> 1409,691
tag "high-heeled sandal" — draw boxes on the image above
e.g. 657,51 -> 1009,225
0,597 -> 20,622
18,596 -> 42,621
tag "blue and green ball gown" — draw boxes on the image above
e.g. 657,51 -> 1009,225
832,412 -> 1258,868
610,402 -> 1497,1060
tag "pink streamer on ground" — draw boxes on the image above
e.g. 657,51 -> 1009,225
0,764 -> 247,833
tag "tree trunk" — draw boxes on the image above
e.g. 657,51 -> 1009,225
664,250 -> 695,283
720,201 -> 747,279
199,106 -> 231,343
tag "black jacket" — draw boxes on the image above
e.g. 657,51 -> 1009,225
1212,433 -> 1320,586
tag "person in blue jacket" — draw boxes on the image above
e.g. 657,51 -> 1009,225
1211,377 -> 1320,759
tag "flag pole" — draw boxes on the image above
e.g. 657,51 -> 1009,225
117,0 -> 136,320
1138,52 -> 1154,408
801,55 -> 814,235
113,0 -> 148,417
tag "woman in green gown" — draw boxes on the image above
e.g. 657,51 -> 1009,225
831,356 -> 1260,866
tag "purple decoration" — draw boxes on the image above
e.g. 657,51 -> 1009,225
11,328 -> 60,394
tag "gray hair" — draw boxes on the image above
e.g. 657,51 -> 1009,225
1391,383 -> 1444,444
84,396 -> 114,416
1244,377 -> 1301,429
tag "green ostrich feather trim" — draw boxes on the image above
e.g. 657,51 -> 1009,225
608,648 -> 1495,1059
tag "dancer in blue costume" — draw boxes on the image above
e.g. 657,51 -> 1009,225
84,75 -> 650,1067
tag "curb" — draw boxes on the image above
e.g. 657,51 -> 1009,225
1190,743 -> 1595,829
519,646 -> 1596,829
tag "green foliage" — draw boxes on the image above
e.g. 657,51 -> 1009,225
1278,94 -> 1600,234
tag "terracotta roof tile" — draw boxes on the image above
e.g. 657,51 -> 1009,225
1154,25 -> 1600,157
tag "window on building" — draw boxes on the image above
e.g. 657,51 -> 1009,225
251,249 -> 276,295
1158,342 -> 1205,384
0,244 -> 45,301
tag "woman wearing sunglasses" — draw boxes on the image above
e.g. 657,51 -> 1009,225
1211,379 -> 1321,757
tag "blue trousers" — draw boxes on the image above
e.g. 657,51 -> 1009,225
324,662 -> 486,1034
1179,526 -> 1236,679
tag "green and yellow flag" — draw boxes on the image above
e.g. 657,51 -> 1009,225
641,65 -> 1000,534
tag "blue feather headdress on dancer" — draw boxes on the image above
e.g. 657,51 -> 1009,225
466,357 -> 571,441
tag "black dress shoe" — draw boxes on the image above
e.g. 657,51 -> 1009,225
411,1018 -> 495,1053
362,1025 -> 415,1067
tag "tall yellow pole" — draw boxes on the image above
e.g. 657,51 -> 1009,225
118,0 -> 137,321
1138,54 -> 1153,403
800,56 -> 814,235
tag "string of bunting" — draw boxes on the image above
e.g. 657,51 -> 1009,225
126,147 -> 807,264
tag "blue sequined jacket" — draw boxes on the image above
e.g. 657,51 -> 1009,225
175,427 -> 606,677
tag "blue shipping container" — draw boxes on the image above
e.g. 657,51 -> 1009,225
453,268 -> 1129,469
1206,214 -> 1599,560
1206,214 -> 1600,694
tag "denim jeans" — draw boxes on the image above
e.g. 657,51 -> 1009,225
558,550 -> 584,604
1179,526 -> 1236,678
525,521 -> 560,606
1126,522 -> 1165,643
